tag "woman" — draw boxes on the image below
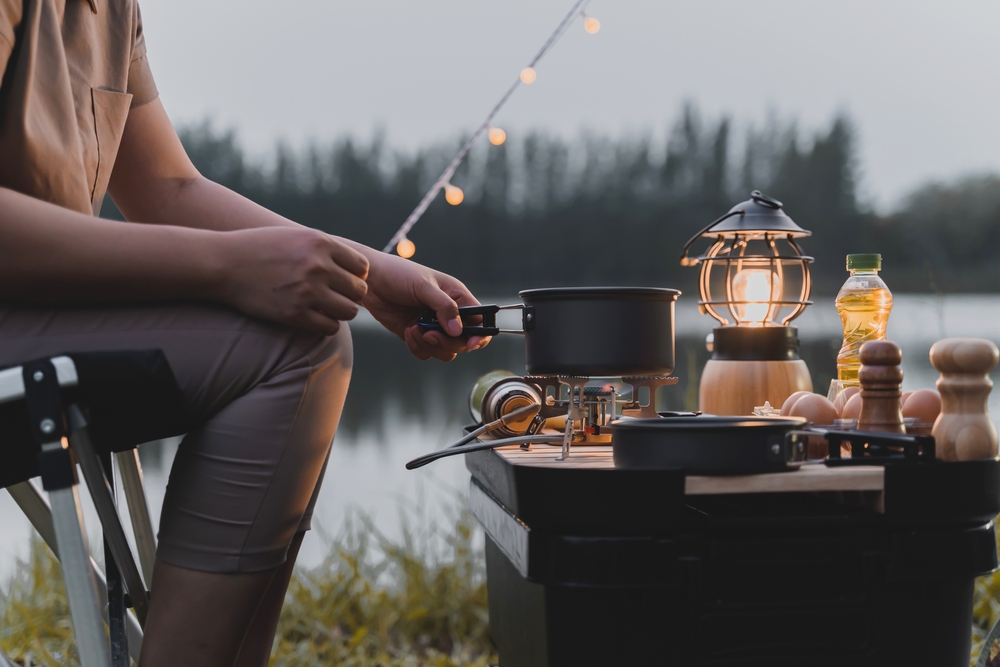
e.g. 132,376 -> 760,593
0,1 -> 487,664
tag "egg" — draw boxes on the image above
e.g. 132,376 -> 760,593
787,393 -> 839,426
901,391 -> 913,407
901,388 -> 942,424
780,390 -> 813,416
833,386 -> 860,417
841,392 -> 863,420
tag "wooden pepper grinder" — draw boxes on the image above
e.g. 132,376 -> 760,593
929,338 -> 999,461
856,340 -> 905,434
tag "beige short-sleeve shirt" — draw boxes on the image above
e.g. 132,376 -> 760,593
0,0 -> 158,216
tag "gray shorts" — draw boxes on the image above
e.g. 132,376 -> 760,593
0,301 -> 352,573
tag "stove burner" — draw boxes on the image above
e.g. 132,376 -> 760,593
490,375 -> 677,461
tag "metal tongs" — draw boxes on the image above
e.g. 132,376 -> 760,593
406,403 -> 562,470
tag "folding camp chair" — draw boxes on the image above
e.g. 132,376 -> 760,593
0,352 -> 185,667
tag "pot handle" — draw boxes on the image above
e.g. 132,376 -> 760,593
417,304 -> 534,337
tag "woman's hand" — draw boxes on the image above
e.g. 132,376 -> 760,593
361,252 -> 490,361
216,227 -> 370,335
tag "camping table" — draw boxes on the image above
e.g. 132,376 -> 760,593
465,445 -> 1000,667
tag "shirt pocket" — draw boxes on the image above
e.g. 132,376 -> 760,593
91,87 -> 134,216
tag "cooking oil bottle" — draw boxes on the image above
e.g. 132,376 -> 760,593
836,254 -> 893,386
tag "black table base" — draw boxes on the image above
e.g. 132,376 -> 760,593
468,450 -> 1000,667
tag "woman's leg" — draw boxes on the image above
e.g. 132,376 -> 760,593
0,302 -> 352,666
140,560 -> 277,666
232,446 -> 331,666
232,531 -> 306,667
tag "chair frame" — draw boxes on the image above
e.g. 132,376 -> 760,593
1,356 -> 158,667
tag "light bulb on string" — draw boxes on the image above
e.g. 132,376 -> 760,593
381,0 -> 597,254
582,13 -> 600,34
444,183 -> 464,206
488,127 -> 507,146
396,237 -> 416,259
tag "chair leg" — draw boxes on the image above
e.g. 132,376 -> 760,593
116,448 -> 158,587
67,406 -> 150,627
20,358 -> 110,666
47,475 -> 113,667
7,481 -> 144,663
101,452 -> 129,667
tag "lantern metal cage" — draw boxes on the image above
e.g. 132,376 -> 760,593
679,191 -> 813,328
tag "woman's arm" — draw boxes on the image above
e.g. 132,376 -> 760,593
0,185 -> 369,335
0,187 -> 225,300
109,100 -> 297,233
108,100 -> 487,360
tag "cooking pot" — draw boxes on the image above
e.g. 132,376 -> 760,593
418,287 -> 681,377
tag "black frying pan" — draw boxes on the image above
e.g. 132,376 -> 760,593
611,416 -> 935,474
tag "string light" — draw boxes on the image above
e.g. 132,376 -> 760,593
383,0 -> 593,256
488,127 -> 507,146
444,183 -> 465,206
396,237 -> 416,259
583,13 -> 600,34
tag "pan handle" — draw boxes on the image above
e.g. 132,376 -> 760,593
417,304 -> 534,337
766,431 -> 810,465
769,429 -> 935,468
820,428 -> 935,462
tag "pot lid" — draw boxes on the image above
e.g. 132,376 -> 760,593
707,190 -> 811,238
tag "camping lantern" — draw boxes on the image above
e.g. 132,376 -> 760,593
679,191 -> 815,415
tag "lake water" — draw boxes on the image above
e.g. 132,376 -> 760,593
2,293 -> 999,580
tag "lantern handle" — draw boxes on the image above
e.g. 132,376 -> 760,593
678,209 -> 744,267
750,190 -> 783,209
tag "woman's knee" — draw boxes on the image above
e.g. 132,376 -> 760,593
288,321 -> 353,379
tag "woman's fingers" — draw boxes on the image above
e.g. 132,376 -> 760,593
466,335 -> 492,351
444,277 -> 480,309
327,237 -> 370,279
404,326 -> 459,361
413,279 -> 463,337
311,289 -> 361,322
326,263 -> 368,303
424,330 -> 490,351
404,327 -> 453,361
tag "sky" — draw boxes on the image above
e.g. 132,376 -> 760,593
140,0 -> 1000,211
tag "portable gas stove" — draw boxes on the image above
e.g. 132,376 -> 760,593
475,373 -> 679,460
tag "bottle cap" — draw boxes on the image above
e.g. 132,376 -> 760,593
846,254 -> 881,271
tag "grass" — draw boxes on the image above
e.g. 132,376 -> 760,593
3,506 -> 1000,666
0,508 -> 494,667
973,563 -> 1000,664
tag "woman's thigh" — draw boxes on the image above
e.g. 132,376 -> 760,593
0,301 -> 353,573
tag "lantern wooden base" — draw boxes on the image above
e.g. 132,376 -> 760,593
699,359 -> 813,416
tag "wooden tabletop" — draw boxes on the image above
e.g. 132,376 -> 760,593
494,444 -> 886,495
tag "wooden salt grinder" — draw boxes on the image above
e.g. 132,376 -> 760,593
856,340 -> 905,434
930,338 -> 999,461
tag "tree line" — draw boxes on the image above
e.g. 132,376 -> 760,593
106,104 -> 998,296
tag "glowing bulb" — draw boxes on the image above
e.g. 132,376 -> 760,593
583,15 -> 601,34
396,238 -> 415,259
732,268 -> 780,326
444,183 -> 464,206
520,67 -> 537,84
488,127 -> 507,146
